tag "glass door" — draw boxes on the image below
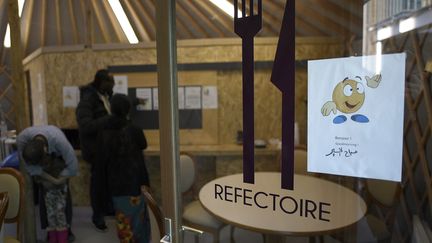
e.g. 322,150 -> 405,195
153,1 -> 432,242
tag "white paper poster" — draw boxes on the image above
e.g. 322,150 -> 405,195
202,86 -> 218,109
308,53 -> 406,182
152,88 -> 159,110
113,76 -> 128,95
178,87 -> 185,109
185,86 -> 202,109
63,86 -> 80,108
136,88 -> 152,111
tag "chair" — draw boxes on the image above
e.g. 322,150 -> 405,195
179,153 -> 232,243
361,179 -> 400,242
330,178 -> 400,242
0,192 -> 9,229
142,187 -> 165,243
293,145 -> 309,175
277,144 -> 311,176
0,168 -> 24,243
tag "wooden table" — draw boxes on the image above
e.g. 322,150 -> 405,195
199,172 -> 366,242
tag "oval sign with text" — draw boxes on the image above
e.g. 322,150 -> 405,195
199,172 -> 366,235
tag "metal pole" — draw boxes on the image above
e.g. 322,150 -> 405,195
156,1 -> 182,243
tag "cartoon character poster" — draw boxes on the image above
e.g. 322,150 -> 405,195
308,53 -> 405,182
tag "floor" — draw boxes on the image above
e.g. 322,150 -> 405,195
65,207 -> 278,243
5,207 -> 314,243
2,206 -> 346,243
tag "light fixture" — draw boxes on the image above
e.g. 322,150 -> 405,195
3,0 -> 25,48
399,17 -> 416,33
107,0 -> 139,44
209,0 -> 242,18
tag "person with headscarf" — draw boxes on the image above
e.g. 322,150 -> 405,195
99,94 -> 151,242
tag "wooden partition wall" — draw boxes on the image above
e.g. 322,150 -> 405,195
21,38 -> 343,206
111,70 -> 219,145
377,24 -> 432,242
23,38 -> 343,145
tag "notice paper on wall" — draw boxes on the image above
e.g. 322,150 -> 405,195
152,88 -> 159,110
178,87 -> 185,109
113,75 -> 128,95
185,86 -> 202,109
307,53 -> 406,182
63,86 -> 80,108
136,88 -> 152,111
202,86 -> 218,109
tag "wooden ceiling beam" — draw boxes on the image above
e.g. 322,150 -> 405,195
174,1 -> 202,38
295,11 -> 331,36
2,0 -> 365,50
177,1 -> 218,38
80,0 -> 93,46
328,0 -> 363,19
122,0 -> 150,42
67,0 -> 79,43
40,0 -> 46,46
305,0 -> 362,36
101,0 -> 128,43
54,0 -> 62,45
136,0 -> 156,41
307,0 -> 362,27
264,0 -> 327,36
264,1 -> 284,18
296,0 -> 347,36
90,0 -> 110,42
261,1 -> 286,35
296,16 -> 328,36
271,0 -> 361,36
21,0 -> 34,54
194,1 -> 234,37
270,0 -> 286,9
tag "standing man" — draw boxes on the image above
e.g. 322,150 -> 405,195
17,125 -> 78,242
76,69 -> 114,232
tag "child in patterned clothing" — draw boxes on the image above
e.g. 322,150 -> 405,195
18,126 -> 78,243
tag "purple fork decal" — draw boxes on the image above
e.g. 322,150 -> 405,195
234,0 -> 262,184
271,1 -> 295,190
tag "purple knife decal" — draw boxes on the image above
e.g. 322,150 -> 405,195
271,0 -> 295,190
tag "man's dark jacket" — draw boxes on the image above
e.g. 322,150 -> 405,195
76,84 -> 110,163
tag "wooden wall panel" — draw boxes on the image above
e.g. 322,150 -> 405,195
23,55 -> 48,125
23,38 -> 343,146
23,38 -> 344,206
115,71 -> 218,145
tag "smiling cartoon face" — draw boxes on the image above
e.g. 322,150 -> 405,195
332,79 -> 365,113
